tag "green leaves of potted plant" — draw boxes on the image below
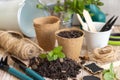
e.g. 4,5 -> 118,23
36,0 -> 86,27
84,0 -> 104,7
53,0 -> 86,27
36,0 -> 105,26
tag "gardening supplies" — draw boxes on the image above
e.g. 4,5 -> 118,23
83,22 -> 112,51
86,4 -> 106,22
11,56 -> 45,80
55,28 -> 84,61
82,75 -> 100,80
83,9 -> 96,32
0,30 -> 43,60
89,45 -> 118,63
100,16 -> 118,32
0,56 -> 33,80
109,33 -> 120,46
33,16 -> 60,51
76,14 -> 88,31
84,63 -> 103,74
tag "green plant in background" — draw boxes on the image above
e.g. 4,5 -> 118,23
36,2 -> 53,15
36,0 -> 104,16
36,0 -> 86,21
84,0 -> 104,8
36,0 -> 105,25
54,0 -> 85,16
103,63 -> 117,80
53,0 -> 87,27
40,46 -> 65,61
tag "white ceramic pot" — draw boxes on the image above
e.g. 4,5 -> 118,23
0,0 -> 23,31
83,22 -> 113,51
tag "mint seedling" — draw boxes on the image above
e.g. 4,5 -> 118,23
103,63 -> 117,80
40,46 -> 65,61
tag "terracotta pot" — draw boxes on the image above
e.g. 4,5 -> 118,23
33,16 -> 60,51
55,28 -> 84,61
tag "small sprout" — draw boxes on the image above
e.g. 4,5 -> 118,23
39,46 -> 65,61
103,63 -> 117,80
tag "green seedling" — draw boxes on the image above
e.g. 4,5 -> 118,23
40,46 -> 65,61
103,63 -> 117,80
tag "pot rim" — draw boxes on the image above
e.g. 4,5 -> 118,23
55,27 -> 84,39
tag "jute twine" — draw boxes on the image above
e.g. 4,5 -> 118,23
89,45 -> 118,63
0,30 -> 43,60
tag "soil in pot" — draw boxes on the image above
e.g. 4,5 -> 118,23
55,28 -> 84,61
57,30 -> 83,38
29,57 -> 81,80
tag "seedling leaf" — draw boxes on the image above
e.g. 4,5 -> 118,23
53,55 -> 58,60
47,55 -> 54,61
40,46 -> 65,61
103,72 -> 114,80
53,46 -> 62,53
57,52 -> 65,58
39,54 -> 47,59
103,63 -> 117,80
48,51 -> 54,57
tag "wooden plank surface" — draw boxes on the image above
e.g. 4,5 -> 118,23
0,26 -> 120,80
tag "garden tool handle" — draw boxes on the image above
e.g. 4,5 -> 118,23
25,68 -> 45,80
8,67 -> 33,80
108,41 -> 120,46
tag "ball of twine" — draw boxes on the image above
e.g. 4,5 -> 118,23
89,45 -> 117,63
0,30 -> 43,60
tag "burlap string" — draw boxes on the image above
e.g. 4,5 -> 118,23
0,30 -> 43,60
89,45 -> 118,63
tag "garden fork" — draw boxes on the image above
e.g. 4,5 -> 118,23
0,56 -> 33,80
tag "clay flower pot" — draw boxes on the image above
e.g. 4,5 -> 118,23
33,16 -> 60,51
55,28 -> 84,61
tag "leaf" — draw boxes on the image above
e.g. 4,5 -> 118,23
53,55 -> 58,60
54,6 -> 59,12
53,46 -> 62,53
103,70 -> 109,74
103,63 -> 117,80
36,4 -> 44,9
110,63 -> 114,74
47,55 -> 54,61
39,54 -> 47,59
57,52 -> 65,58
103,72 -> 114,80
40,46 -> 65,61
73,0 -> 77,9
48,51 -> 54,57
97,2 -> 104,6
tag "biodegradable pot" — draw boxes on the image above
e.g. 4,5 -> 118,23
55,28 -> 84,61
33,16 -> 60,51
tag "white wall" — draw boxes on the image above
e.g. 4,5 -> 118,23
100,0 -> 120,25
0,0 -> 23,31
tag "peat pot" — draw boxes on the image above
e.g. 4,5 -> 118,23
55,28 -> 84,61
